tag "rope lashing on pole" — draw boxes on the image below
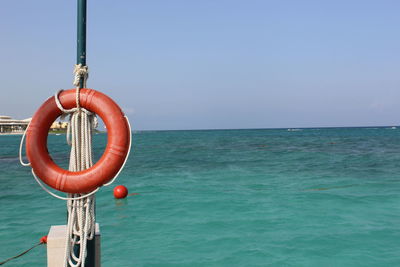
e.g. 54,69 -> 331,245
73,64 -> 89,88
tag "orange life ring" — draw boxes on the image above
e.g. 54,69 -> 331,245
26,88 -> 131,193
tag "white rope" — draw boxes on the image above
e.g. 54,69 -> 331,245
55,90 -> 94,115
54,90 -> 98,147
19,121 -> 31,166
62,113 -> 131,267
62,89 -> 96,267
63,64 -> 93,266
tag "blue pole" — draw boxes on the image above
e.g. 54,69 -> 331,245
77,0 -> 87,88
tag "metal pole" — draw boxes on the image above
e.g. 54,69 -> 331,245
77,0 -> 87,88
72,1 -> 96,266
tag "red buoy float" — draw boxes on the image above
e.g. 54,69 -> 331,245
40,235 -> 48,244
113,185 -> 128,199
26,89 -> 131,193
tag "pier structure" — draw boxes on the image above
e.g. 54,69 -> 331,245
0,116 -> 31,134
0,115 -> 69,134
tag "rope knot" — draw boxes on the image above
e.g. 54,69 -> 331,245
73,64 -> 89,111
73,64 -> 89,88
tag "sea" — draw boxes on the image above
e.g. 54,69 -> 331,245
0,127 -> 399,266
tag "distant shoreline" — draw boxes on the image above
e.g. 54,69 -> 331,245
134,125 -> 399,132
0,126 -> 397,135
0,132 -> 25,136
0,129 -> 106,136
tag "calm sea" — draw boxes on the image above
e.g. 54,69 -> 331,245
1,128 -> 400,266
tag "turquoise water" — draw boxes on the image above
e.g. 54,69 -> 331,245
1,128 -> 400,266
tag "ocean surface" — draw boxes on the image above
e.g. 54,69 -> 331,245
1,128 -> 400,266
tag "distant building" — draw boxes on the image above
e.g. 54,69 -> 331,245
0,116 -> 69,134
0,116 -> 31,134
50,121 -> 69,130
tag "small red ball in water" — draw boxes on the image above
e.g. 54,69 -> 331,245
114,185 -> 128,199
40,235 -> 48,244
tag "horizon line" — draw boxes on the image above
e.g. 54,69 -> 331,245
132,124 -> 399,132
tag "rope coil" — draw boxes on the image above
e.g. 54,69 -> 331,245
64,76 -> 95,267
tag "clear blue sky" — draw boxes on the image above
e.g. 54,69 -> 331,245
1,0 -> 399,130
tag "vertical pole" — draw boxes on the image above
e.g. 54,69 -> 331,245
74,1 -> 96,267
77,0 -> 87,88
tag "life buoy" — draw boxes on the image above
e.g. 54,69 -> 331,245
26,88 -> 131,193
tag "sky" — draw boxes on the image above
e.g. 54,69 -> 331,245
1,0 -> 399,130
